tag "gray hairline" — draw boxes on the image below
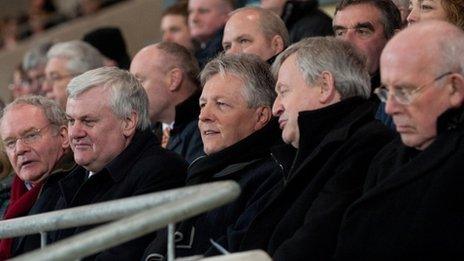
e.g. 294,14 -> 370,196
67,68 -> 151,131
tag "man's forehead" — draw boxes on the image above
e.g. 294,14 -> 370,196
1,105 -> 48,136
334,3 -> 384,26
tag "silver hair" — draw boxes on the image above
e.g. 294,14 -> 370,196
1,95 -> 67,129
67,67 -> 151,131
230,6 -> 290,48
272,37 -> 371,99
22,42 -> 53,71
47,40 -> 104,75
200,53 -> 276,107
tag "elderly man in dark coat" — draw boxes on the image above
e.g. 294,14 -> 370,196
235,37 -> 394,260
50,67 -> 187,261
142,53 -> 282,260
335,21 -> 464,260
0,96 -> 75,259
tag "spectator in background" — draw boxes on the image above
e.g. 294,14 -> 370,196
188,0 -> 234,68
22,41 -> 53,96
26,0 -> 67,36
336,21 -> 464,260
0,96 -> 74,259
9,64 -> 34,100
161,0 -> 197,52
51,67 -> 187,260
333,0 -> 401,129
407,0 -> 464,30
83,26 -> 131,69
43,40 -> 104,109
261,0 -> 333,43
391,0 -> 409,27
131,42 -> 204,164
222,6 -> 289,63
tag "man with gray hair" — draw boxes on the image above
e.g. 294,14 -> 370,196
237,37 -> 393,260
22,42 -> 53,96
42,40 -> 104,109
130,42 -> 204,163
142,53 -> 282,259
336,21 -> 464,260
222,6 -> 289,62
50,67 -> 188,260
0,96 -> 74,259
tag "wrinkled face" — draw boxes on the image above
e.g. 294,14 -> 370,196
0,104 -> 67,184
407,0 -> 448,25
161,14 -> 194,51
333,4 -> 388,75
66,87 -> 131,172
44,57 -> 74,109
199,73 -> 262,154
223,11 -> 280,61
381,46 -> 455,150
273,54 -> 324,148
130,47 -> 171,123
188,0 -> 230,42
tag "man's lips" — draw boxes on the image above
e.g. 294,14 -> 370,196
72,142 -> 92,149
202,129 -> 220,136
18,159 -> 35,169
278,119 -> 287,129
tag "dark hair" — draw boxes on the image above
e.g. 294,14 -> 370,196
335,0 -> 401,39
162,0 -> 189,18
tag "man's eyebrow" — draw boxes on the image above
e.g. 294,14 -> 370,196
332,25 -> 347,31
354,22 -> 375,30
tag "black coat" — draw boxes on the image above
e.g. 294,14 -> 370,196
335,107 -> 464,260
11,152 -> 75,257
282,0 -> 333,43
195,29 -> 223,69
51,129 -> 187,261
166,92 -> 204,164
238,97 -> 394,260
142,119 -> 283,260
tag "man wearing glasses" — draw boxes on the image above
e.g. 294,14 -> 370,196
336,21 -> 464,259
43,40 -> 104,109
0,96 -> 75,259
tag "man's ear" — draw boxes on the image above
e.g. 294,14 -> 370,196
448,73 -> 464,108
122,111 -> 138,137
58,125 -> 70,149
168,68 -> 183,92
271,35 -> 285,55
318,71 -> 340,104
254,106 -> 272,131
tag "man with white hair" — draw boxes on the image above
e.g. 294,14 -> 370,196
42,40 -> 104,109
237,37 -> 393,260
336,21 -> 464,260
50,67 -> 187,260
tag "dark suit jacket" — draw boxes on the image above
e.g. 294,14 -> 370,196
336,107 -> 464,260
238,97 -> 394,261
51,129 -> 187,261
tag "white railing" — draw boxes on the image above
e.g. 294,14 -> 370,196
0,181 -> 240,261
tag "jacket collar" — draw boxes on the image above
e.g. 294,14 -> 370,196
359,106 -> 464,200
290,97 -> 374,176
104,129 -> 157,182
171,92 -> 201,135
188,118 -> 281,182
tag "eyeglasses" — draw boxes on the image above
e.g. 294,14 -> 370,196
44,74 -> 75,85
374,71 -> 453,105
2,124 -> 53,152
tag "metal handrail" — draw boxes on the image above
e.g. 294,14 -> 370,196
0,181 -> 239,239
2,181 -> 240,261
